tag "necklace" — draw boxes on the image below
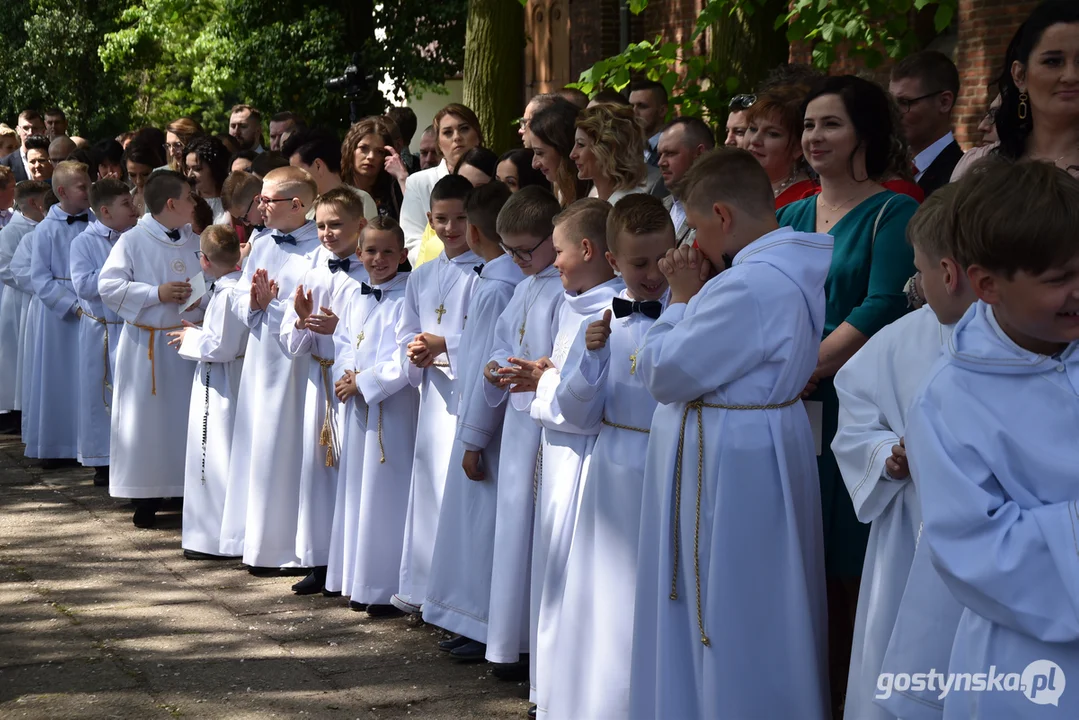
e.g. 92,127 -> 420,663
518,267 -> 558,352
817,192 -> 860,213
434,255 -> 465,325
772,172 -> 802,198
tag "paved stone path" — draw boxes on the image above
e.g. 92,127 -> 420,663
0,434 -> 527,719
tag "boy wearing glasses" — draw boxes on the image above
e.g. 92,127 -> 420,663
220,166 -> 322,571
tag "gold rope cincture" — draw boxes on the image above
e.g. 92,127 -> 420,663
601,417 -> 650,434
127,321 -> 193,395
313,354 -> 340,467
671,395 -> 801,648
78,308 -> 122,410
363,401 -> 387,464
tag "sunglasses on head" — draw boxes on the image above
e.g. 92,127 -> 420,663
729,94 -> 757,111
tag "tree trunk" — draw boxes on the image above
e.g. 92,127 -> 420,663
462,0 -> 525,154
709,0 -> 790,104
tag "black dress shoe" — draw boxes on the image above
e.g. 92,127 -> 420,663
292,566 -> 327,595
527,704 -> 537,719
322,589 -> 342,598
183,549 -> 232,561
41,458 -> 77,470
449,639 -> 487,662
438,634 -> 470,652
247,566 -> 280,577
366,604 -> 405,618
93,466 -> 110,487
132,498 -> 162,528
278,566 -> 312,577
491,656 -> 529,682
348,601 -> 368,612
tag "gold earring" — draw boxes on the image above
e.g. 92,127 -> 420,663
1018,91 -> 1029,120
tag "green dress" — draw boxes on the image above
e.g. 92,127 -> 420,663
777,190 -> 918,578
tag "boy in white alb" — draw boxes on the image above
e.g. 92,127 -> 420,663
99,171 -> 204,528
69,179 -> 138,485
221,166 -> 322,572
504,198 -> 623,716
0,181 -> 50,427
391,174 -> 481,614
166,225 -> 248,560
423,181 -> 524,658
834,184 -> 975,720
546,194 -> 674,720
279,186 -> 370,594
328,217 -> 416,616
904,161 -> 1079,719
479,186 -> 565,678
27,160 -> 93,464
629,149 -> 831,719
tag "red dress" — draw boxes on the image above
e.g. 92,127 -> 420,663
775,179 -> 821,209
785,179 -> 924,205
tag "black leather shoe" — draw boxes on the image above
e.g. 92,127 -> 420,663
292,566 -> 327,595
322,589 -> 342,598
366,604 -> 405,618
438,634 -> 470,652
449,640 -> 487,662
527,704 -> 537,719
247,566 -> 280,577
348,601 -> 368,612
183,549 -> 232,561
278,566 -> 312,577
41,458 -> 77,470
491,657 -> 529,681
93,466 -> 110,487
132,498 -> 162,528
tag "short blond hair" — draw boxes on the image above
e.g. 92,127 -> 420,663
553,198 -> 611,252
52,160 -> 90,189
200,224 -> 241,266
906,182 -> 959,261
606,193 -> 674,255
575,104 -> 647,191
680,148 -> 774,219
262,166 -> 317,205
313,186 -> 366,221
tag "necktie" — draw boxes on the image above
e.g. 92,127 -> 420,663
360,283 -> 383,301
474,263 -> 484,276
165,228 -> 181,241
273,233 -> 296,245
66,213 -> 89,225
328,257 -> 351,274
611,296 -> 663,320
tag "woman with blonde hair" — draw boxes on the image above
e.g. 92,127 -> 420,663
571,103 -> 649,204
0,124 -> 18,159
164,117 -> 204,172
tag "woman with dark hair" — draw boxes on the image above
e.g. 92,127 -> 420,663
776,74 -> 918,717
453,146 -> 499,186
341,116 -> 405,220
91,139 -> 125,181
123,141 -> 163,216
229,149 -> 258,174
184,135 -> 231,224
165,117 -> 204,172
496,149 -> 550,192
529,99 -> 586,205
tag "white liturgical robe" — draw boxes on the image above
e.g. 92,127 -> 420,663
0,212 -> 36,411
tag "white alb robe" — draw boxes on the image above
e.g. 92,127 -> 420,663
423,254 -> 525,641
99,216 -> 204,498
833,306 -> 950,720
0,213 -> 38,411
220,222 -> 322,566
26,205 -> 92,458
482,265 -> 564,664
279,252 -> 369,567
11,230 -> 39,441
546,289 -> 665,720
905,302 -> 1079,719
629,228 -> 832,720
70,221 -> 123,466
390,248 -> 481,613
177,272 -> 248,556
529,276 -> 623,712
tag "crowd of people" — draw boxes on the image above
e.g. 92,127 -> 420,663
1,1 -> 1078,718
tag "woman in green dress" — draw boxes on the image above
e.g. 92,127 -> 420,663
777,75 -> 918,716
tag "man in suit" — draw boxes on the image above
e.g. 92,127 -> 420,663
1,110 -> 46,183
629,79 -> 668,168
890,50 -> 963,198
656,116 -> 714,246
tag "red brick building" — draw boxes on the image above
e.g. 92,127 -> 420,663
525,0 -> 1040,147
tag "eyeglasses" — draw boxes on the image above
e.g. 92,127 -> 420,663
195,250 -> 206,261
163,142 -> 185,154
895,91 -> 943,114
500,235 -> 550,262
257,195 -> 304,208
729,94 -> 756,111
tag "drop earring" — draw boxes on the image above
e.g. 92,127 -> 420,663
1018,91 -> 1029,120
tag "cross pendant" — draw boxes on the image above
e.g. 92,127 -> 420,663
629,352 -> 637,375
355,331 -> 365,348
518,321 -> 526,344
435,303 -> 446,324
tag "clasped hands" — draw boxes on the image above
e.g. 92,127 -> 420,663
407,333 -> 447,368
293,284 -> 338,335
484,356 -> 554,394
250,268 -> 279,313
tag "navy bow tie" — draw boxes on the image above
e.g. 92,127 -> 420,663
361,282 -> 382,301
165,228 -> 182,241
474,263 -> 484,276
328,257 -> 351,274
611,296 -> 662,320
272,233 -> 296,245
252,224 -> 266,232
66,213 -> 89,225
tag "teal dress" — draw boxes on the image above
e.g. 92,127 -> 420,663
777,190 -> 918,578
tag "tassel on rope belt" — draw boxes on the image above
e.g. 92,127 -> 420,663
126,321 -> 195,395
363,401 -> 387,464
77,307 -> 123,410
313,354 -> 340,467
671,395 -> 801,648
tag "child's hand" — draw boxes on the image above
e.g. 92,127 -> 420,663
483,360 -> 502,386
585,309 -> 612,351
659,246 -> 711,305
502,356 -> 553,393
334,370 -> 359,402
462,449 -> 485,481
158,280 -> 192,305
305,306 -> 339,335
165,319 -> 199,349
407,334 -> 432,368
239,241 -> 253,263
420,332 -> 446,357
251,269 -> 276,312
886,437 -> 909,479
293,285 -> 313,326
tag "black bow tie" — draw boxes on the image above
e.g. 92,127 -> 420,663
474,264 -> 484,276
328,257 -> 351,274
66,213 -> 89,225
611,296 -> 663,320
273,233 -> 296,245
165,228 -> 182,241
360,282 -> 382,301
252,224 -> 266,232
208,281 -> 216,294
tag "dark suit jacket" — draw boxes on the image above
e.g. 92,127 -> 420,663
0,151 -> 28,183
916,140 -> 963,198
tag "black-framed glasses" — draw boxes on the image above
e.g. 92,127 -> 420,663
257,195 -> 303,208
500,235 -> 550,262
895,91 -> 943,114
195,250 -> 206,261
729,94 -> 756,111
